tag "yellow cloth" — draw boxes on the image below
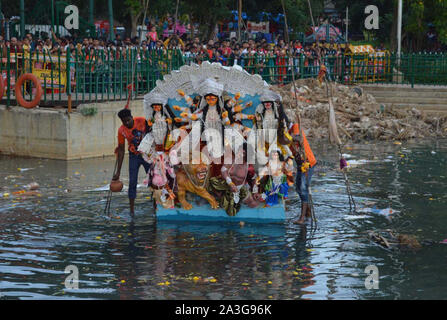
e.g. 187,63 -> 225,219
163,37 -> 185,49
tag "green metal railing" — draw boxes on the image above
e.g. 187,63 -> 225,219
0,47 -> 184,107
2,49 -> 447,107
182,52 -> 447,86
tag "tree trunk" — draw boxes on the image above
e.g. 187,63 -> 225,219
130,14 -> 138,38
206,23 -> 213,41
390,0 -> 398,51
129,7 -> 143,39
416,18 -> 423,52
206,23 -> 218,41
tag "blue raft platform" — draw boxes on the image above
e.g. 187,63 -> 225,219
156,204 -> 286,223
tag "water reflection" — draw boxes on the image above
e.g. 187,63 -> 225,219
105,220 -> 316,300
1,139 -> 447,299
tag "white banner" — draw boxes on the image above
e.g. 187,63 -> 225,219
247,21 -> 269,33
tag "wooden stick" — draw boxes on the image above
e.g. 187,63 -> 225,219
68,94 -> 72,113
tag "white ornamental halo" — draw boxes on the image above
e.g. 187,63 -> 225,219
260,89 -> 283,103
147,61 -> 272,102
143,91 -> 170,120
197,78 -> 224,97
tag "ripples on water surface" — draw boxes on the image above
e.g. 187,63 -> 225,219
0,140 -> 446,300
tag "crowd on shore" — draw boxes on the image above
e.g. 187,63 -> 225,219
0,28 -> 357,61
0,31 -> 357,82
1,31 -> 361,85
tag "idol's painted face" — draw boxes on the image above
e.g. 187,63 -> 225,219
205,95 -> 218,106
264,102 -> 273,109
153,104 -> 162,112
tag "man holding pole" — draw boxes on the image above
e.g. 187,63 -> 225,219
290,123 -> 317,225
112,108 -> 151,215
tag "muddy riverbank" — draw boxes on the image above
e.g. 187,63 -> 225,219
272,79 -> 447,141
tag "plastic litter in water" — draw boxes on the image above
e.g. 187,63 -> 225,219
343,215 -> 369,220
342,158 -> 393,167
25,182 -> 40,190
84,184 -> 146,192
357,207 -> 398,216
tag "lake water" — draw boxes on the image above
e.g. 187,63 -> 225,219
0,139 -> 446,300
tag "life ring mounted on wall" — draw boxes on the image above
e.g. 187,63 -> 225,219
15,73 -> 43,109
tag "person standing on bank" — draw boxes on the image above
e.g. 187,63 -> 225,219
113,108 -> 151,215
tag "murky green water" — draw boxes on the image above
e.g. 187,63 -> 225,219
0,140 -> 446,300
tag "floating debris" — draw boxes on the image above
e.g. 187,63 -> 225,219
24,182 -> 40,190
358,207 -> 398,216
368,231 -> 423,250
84,183 -> 146,192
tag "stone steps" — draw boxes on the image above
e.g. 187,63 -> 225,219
362,91 -> 447,99
361,85 -> 447,115
374,97 -> 447,105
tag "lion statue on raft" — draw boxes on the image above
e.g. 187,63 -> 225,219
176,161 -> 219,210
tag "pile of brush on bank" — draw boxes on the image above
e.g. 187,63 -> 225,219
272,79 -> 447,141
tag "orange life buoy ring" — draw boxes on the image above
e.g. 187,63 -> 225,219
0,76 -> 4,99
15,73 -> 42,109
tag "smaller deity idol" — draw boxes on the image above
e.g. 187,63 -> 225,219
258,149 -> 292,207
255,90 -> 281,142
139,92 -> 177,208
140,92 -> 176,154
255,90 -> 292,159
142,144 -> 176,209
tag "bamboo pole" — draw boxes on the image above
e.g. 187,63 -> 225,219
108,0 -> 115,41
238,0 -> 242,42
174,0 -> 180,35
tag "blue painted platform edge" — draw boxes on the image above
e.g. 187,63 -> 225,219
156,204 -> 286,223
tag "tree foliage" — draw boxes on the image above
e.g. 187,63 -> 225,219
334,0 -> 447,50
3,0 -> 447,50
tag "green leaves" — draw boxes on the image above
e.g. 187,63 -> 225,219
124,0 -> 145,15
432,0 -> 447,44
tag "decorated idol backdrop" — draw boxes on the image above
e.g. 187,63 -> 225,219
139,61 -> 293,218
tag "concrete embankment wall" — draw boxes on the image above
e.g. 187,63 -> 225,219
0,101 -> 144,160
